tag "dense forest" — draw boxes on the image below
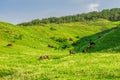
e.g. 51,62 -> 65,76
18,8 -> 120,26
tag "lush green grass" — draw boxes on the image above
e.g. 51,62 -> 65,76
0,19 -> 119,50
0,52 -> 120,80
0,19 -> 120,80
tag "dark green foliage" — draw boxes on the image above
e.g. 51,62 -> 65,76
60,42 -> 71,49
74,28 -> 114,52
73,25 -> 120,53
50,37 -> 71,50
17,22 -> 33,26
55,37 -> 67,43
18,8 -> 120,26
50,37 -> 67,43
72,41 -> 80,46
76,36 -> 79,38
55,38 -> 70,49
88,26 -> 120,53
50,27 -> 56,31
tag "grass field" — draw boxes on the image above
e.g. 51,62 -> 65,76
0,52 -> 120,80
0,19 -> 120,80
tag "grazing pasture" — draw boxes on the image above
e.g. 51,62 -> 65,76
0,20 -> 120,80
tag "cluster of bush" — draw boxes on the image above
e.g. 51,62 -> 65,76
49,36 -> 80,50
50,37 -> 71,50
4,30 -> 23,42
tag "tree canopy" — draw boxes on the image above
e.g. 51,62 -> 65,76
18,8 -> 120,26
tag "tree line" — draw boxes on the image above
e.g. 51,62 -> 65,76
17,8 -> 120,26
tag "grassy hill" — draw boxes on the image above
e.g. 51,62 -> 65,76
74,21 -> 120,53
0,19 -> 119,51
0,19 -> 120,80
88,25 -> 120,53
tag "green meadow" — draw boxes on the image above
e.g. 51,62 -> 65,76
0,19 -> 120,80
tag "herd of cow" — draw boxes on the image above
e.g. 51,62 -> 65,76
38,40 -> 96,60
6,38 -> 96,60
4,26 -> 119,61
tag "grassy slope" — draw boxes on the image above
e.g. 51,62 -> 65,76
0,20 -> 118,51
0,20 -> 120,80
88,26 -> 120,53
74,21 -> 120,53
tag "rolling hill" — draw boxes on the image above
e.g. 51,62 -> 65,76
74,22 -> 120,53
0,19 -> 120,80
0,19 -> 120,53
89,25 -> 120,53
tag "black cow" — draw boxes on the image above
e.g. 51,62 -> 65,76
89,41 -> 95,46
82,49 -> 86,53
7,44 -> 13,47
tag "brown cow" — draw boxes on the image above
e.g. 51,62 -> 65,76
69,38 -> 74,41
48,44 -> 54,48
69,50 -> 75,55
87,45 -> 94,49
113,27 -> 119,30
7,44 -> 13,47
39,54 -> 49,60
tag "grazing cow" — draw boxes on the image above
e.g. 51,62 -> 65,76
82,49 -> 86,53
69,38 -> 74,41
87,45 -> 94,49
48,44 -> 54,48
69,50 -> 75,55
39,54 -> 49,60
89,41 -> 95,46
7,44 -> 13,47
113,27 -> 119,30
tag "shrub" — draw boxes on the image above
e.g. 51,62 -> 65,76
50,27 -> 56,31
55,37 -> 67,43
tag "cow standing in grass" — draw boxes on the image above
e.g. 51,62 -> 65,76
39,54 -> 49,60
69,50 -> 75,55
89,41 -> 95,46
82,49 -> 86,53
48,44 -> 54,48
7,44 -> 13,47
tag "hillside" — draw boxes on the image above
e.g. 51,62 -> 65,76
0,19 -> 119,53
88,25 -> 120,53
0,19 -> 120,80
74,25 -> 120,53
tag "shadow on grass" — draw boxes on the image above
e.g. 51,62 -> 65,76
73,26 -> 120,53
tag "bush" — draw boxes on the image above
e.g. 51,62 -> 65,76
55,37 -> 67,43
50,27 -> 56,31
50,37 -> 71,50
76,36 -> 80,38
58,39 -> 71,50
